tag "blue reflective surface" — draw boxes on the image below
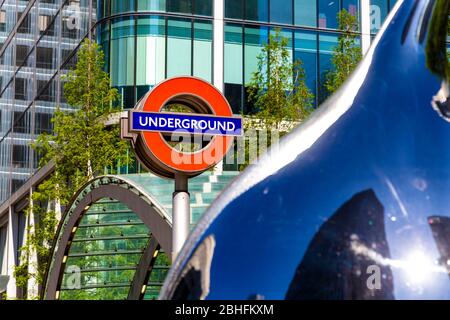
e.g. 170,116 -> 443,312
162,0 -> 450,300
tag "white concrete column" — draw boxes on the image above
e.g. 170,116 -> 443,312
213,0 -> 224,92
361,0 -> 371,56
27,188 -> 39,299
213,0 -> 225,172
5,206 -> 17,299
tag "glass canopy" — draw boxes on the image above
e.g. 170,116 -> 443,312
51,171 -> 239,300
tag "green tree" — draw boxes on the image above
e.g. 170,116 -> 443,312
239,29 -> 314,170
247,29 -> 314,132
14,39 -> 128,297
324,9 -> 363,95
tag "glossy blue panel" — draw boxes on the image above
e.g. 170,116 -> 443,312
162,0 -> 450,300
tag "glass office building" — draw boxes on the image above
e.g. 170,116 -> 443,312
0,0 -> 95,204
97,0 -> 398,114
0,0 -> 397,205
0,0 -> 398,299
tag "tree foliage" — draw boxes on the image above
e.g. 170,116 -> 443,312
239,29 -> 314,170
325,9 -> 363,95
247,28 -> 314,132
14,39 -> 128,297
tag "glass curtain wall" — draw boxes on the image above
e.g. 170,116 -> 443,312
223,0 -> 362,113
0,0 -> 402,204
370,0 -> 396,34
97,0 -> 214,110
0,0 -> 96,204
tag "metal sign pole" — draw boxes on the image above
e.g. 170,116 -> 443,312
172,173 -> 190,261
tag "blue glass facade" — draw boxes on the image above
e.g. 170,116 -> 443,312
97,1 -> 214,110
96,0 -> 369,113
223,0 -> 361,111
0,0 -> 395,218
0,0 -> 95,204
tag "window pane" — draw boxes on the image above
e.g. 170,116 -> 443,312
225,0 -> 243,19
136,16 -> 166,97
35,112 -> 53,134
98,22 -> 110,71
294,0 -> 317,27
318,33 -> 338,102
224,24 -> 243,113
193,21 -> 212,82
224,24 -> 243,85
167,0 -> 192,14
111,0 -> 136,14
17,11 -> 31,34
110,18 -> 136,108
244,25 -> 268,113
270,0 -> 292,24
167,18 -> 192,77
16,45 -> 30,67
370,0 -> 388,33
245,0 -> 268,22
318,0 -> 339,29
36,47 -> 54,69
194,0 -> 213,16
295,30 -> 318,106
12,144 -> 30,168
343,0 -> 360,30
13,111 -> 30,134
137,0 -> 166,11
244,25 -> 268,84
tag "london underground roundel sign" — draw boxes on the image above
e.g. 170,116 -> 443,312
121,77 -> 243,179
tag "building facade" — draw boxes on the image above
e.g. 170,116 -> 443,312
0,0 -> 397,299
0,0 -> 397,206
0,0 -> 96,204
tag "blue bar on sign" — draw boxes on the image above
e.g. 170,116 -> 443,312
131,111 -> 243,136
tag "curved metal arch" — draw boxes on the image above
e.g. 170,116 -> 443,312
128,237 -> 160,300
43,175 -> 173,300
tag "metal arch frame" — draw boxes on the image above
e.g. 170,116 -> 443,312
127,237 -> 160,300
43,175 -> 173,300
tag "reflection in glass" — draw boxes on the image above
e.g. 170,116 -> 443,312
224,23 -> 243,113
171,235 -> 216,300
270,0 -> 292,24
136,16 -> 166,100
318,32 -> 338,102
286,190 -> 394,299
137,0 -> 166,12
294,0 -> 317,27
245,0 -> 268,22
225,0 -> 243,19
167,0 -> 192,14
428,216 -> 450,277
167,18 -> 192,78
111,0 -> 136,14
295,30 -> 318,104
193,21 -> 213,82
194,0 -> 213,16
318,0 -> 339,29
110,17 -> 136,108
